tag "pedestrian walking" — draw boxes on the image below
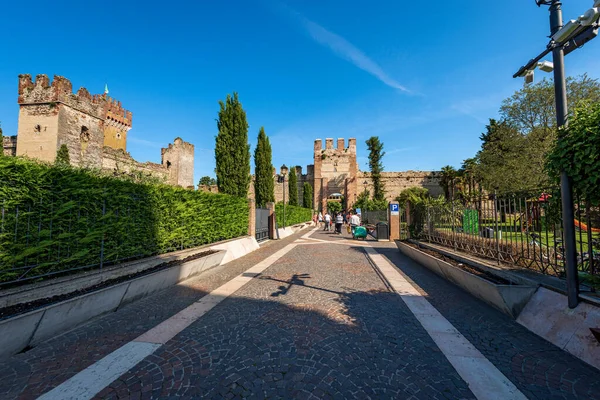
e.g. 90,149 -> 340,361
335,213 -> 343,234
324,213 -> 331,231
350,212 -> 360,236
318,212 -> 323,228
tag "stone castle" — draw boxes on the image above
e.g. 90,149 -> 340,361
2,74 -> 194,188
203,138 -> 442,212
302,138 -> 442,211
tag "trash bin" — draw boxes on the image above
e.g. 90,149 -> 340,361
376,222 -> 389,241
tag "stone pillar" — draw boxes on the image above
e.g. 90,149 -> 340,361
266,202 -> 276,239
248,198 -> 255,237
321,177 -> 329,212
389,201 -> 400,241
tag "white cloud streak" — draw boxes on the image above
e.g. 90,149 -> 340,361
288,8 -> 410,93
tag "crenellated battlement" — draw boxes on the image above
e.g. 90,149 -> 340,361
313,138 -> 357,155
18,74 -> 132,125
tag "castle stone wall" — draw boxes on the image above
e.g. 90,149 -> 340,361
358,171 -> 443,201
2,135 -> 17,156
57,104 -> 104,168
161,138 -> 195,188
15,104 -> 60,163
102,147 -> 168,181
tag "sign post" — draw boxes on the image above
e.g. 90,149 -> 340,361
389,201 -> 400,241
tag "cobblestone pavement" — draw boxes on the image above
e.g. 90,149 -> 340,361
2,227 -> 600,399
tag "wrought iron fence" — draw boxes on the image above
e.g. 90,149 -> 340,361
361,210 -> 388,225
0,193 -> 213,288
407,189 -> 600,283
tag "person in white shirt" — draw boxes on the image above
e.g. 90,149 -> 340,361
335,213 -> 343,234
324,213 -> 331,231
349,212 -> 361,235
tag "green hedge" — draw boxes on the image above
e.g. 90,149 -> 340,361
275,202 -> 312,227
0,157 -> 249,285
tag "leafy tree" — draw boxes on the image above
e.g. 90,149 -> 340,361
466,75 -> 600,195
439,165 -> 457,199
288,166 -> 298,206
459,158 -> 479,198
55,144 -> 70,167
474,119 -> 550,193
215,92 -> 251,197
366,136 -> 385,202
0,126 -> 4,157
253,127 -> 275,207
198,176 -> 216,186
354,190 -> 371,211
500,74 -> 600,135
396,187 -> 430,208
547,102 -> 600,205
327,201 -> 342,214
303,182 -> 313,209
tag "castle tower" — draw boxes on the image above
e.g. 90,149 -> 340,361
161,138 -> 195,188
312,138 -> 358,212
102,96 -> 132,152
16,74 -> 106,168
16,74 -> 132,167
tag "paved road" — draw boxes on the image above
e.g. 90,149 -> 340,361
1,227 -> 599,399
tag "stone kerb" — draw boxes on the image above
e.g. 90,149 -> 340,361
396,241 -> 537,318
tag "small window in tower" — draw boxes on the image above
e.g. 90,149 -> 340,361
166,160 -> 171,168
80,126 -> 90,142
116,133 -> 121,139
34,124 -> 41,133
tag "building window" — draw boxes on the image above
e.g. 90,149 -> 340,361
166,160 -> 171,168
80,126 -> 90,142
34,124 -> 41,133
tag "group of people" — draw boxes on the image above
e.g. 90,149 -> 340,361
315,210 -> 361,235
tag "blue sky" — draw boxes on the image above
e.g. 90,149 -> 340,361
2,0 -> 600,183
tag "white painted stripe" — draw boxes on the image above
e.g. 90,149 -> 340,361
364,246 -> 526,400
39,244 -> 298,400
37,341 -> 161,400
301,227 -> 319,239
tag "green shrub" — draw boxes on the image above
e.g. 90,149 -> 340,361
0,156 -> 248,285
275,202 -> 311,227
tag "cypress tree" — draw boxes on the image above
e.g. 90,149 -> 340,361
366,136 -> 386,202
288,166 -> 298,205
55,144 -> 70,166
215,92 -> 251,197
0,126 -> 3,157
254,127 -> 275,207
303,182 -> 313,209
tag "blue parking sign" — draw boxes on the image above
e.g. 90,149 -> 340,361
390,203 -> 399,215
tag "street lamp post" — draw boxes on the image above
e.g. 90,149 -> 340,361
279,164 -> 288,228
547,0 -> 580,309
513,0 -> 600,308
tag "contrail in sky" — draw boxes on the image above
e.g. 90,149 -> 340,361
297,13 -> 410,93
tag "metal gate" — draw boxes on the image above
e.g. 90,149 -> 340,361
362,210 -> 388,224
255,208 -> 270,242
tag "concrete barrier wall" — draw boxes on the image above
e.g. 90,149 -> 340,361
276,221 -> 313,239
0,249 -> 225,358
396,241 -> 537,318
1,239 -> 251,309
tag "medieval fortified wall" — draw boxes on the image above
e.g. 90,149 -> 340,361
200,138 -> 442,211
5,74 -> 194,188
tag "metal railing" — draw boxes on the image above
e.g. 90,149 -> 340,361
0,194 -> 208,288
407,190 -> 599,282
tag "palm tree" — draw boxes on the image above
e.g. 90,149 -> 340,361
439,165 -> 457,200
